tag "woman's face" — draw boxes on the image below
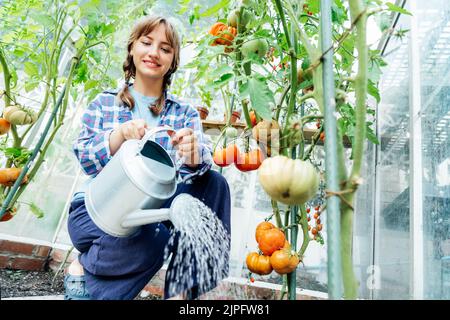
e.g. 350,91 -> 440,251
130,23 -> 175,83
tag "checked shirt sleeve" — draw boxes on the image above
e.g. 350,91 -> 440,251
73,99 -> 113,177
178,105 -> 213,184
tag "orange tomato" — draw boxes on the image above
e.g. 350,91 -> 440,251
235,149 -> 263,172
255,221 -> 276,243
319,132 -> 325,142
246,252 -> 273,275
249,110 -> 257,127
0,118 -> 11,135
0,168 -> 28,187
258,227 -> 286,256
270,249 -> 300,274
208,22 -> 237,46
213,144 -> 239,167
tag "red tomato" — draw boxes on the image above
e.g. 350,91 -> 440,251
249,110 -> 257,127
213,144 -> 239,167
235,149 -> 263,172
0,208 -> 17,222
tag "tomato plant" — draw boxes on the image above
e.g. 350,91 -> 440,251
183,0 -> 410,300
0,0 -> 151,220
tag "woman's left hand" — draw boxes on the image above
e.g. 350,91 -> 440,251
171,128 -> 200,168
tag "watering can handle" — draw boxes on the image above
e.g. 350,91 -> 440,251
139,125 -> 176,150
138,126 -> 186,174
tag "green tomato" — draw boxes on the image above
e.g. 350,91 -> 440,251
225,126 -> 238,139
241,38 -> 268,59
227,8 -> 253,28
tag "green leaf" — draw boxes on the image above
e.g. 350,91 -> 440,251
210,64 -> 234,79
386,2 -> 412,16
200,0 -> 231,17
240,77 -> 274,121
212,73 -> 233,87
30,12 -> 55,28
24,62 -> 38,77
13,49 -> 25,57
368,60 -> 383,83
74,36 -> 86,51
84,79 -> 98,92
29,203 -> 44,219
101,23 -> 115,37
367,80 -> 380,103
366,126 -> 380,145
25,79 -> 40,92
374,12 -> 391,32
189,14 -> 195,25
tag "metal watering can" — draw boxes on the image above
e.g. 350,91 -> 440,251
85,126 -> 192,237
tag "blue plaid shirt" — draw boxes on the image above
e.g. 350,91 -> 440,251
73,86 -> 212,184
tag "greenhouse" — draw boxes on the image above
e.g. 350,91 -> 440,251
0,0 -> 449,302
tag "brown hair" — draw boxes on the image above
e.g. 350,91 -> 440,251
118,15 -> 181,113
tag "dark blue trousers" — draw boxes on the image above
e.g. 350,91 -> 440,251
67,169 -> 231,300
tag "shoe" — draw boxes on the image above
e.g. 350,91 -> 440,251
64,273 -> 90,300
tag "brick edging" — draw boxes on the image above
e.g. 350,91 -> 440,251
0,239 -> 77,272
1,239 -> 326,300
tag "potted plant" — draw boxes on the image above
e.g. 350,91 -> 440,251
230,110 -> 241,124
197,85 -> 213,120
196,105 -> 209,120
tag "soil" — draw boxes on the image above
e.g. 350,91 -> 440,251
0,268 -> 161,300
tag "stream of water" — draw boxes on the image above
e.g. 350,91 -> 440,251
163,195 -> 230,298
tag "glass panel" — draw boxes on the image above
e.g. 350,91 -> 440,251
354,142 -> 376,299
374,5 -> 411,299
0,101 -> 83,243
416,0 -> 450,300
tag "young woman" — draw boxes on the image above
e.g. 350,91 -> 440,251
64,15 -> 231,300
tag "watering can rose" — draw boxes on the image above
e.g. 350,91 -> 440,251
258,156 -> 319,205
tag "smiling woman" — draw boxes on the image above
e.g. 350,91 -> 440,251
63,14 -> 231,301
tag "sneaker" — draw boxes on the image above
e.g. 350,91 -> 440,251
64,273 -> 90,300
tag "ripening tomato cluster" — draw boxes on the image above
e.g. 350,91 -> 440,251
307,205 -> 323,241
246,221 -> 300,277
303,4 -> 313,16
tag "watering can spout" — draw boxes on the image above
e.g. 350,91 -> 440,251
121,208 -> 171,228
120,193 -> 197,231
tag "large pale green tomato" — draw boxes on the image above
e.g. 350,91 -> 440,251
241,38 -> 268,59
3,105 -> 37,125
225,126 -> 238,139
258,155 -> 319,205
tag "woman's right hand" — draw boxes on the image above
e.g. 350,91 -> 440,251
109,119 -> 148,155
118,119 -> 148,140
